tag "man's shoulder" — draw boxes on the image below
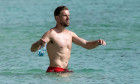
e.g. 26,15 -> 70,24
65,29 -> 77,37
42,28 -> 55,37
46,28 -> 55,34
65,29 -> 74,33
65,29 -> 71,32
65,29 -> 73,34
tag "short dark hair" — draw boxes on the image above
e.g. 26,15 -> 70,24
54,6 -> 68,16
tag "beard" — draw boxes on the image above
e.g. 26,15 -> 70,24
60,20 -> 70,27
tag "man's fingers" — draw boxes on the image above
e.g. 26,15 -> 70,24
102,40 -> 106,46
98,39 -> 106,46
103,41 -> 106,46
98,39 -> 101,45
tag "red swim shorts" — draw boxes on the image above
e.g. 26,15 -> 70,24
46,67 -> 73,73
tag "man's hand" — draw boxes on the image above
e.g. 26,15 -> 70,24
97,39 -> 106,46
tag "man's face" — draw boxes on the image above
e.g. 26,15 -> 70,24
58,10 -> 70,27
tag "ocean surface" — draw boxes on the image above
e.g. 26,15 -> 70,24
0,0 -> 140,84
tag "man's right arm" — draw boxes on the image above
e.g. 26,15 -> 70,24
30,30 -> 51,52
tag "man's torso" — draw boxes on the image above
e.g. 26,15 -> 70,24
46,28 -> 73,69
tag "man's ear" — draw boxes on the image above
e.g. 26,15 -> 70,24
55,16 -> 59,21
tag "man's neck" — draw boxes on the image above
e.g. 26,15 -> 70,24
55,24 -> 66,32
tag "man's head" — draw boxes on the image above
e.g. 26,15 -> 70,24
54,6 -> 70,27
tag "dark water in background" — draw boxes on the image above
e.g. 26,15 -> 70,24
0,0 -> 140,84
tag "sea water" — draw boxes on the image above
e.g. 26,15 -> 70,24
0,0 -> 140,84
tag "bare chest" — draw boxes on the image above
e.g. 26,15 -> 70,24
51,33 -> 72,49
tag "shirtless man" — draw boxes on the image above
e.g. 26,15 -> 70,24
30,6 -> 106,73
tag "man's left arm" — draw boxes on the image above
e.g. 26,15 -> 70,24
72,32 -> 106,49
84,39 -> 106,49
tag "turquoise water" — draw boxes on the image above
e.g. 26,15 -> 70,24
0,0 -> 140,84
